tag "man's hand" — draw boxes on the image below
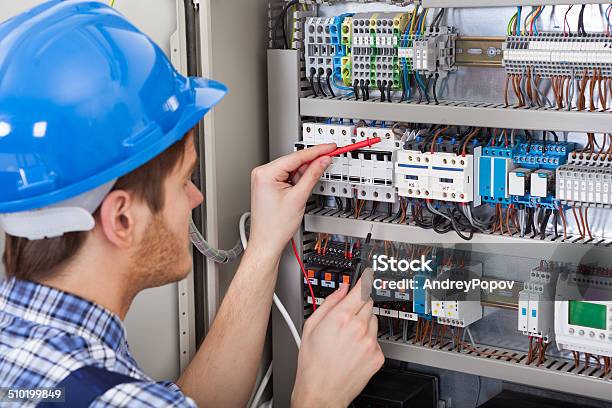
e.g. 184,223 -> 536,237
292,270 -> 384,408
248,143 -> 336,257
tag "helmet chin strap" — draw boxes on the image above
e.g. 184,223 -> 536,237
0,180 -> 116,240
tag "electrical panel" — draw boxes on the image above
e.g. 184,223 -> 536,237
268,1 -> 612,405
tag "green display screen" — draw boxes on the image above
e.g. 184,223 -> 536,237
568,301 -> 607,330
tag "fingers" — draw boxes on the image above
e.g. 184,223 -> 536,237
271,144 -> 336,177
291,163 -> 309,185
304,283 -> 349,331
336,273 -> 371,316
290,156 -> 332,203
357,298 -> 374,322
367,314 -> 379,339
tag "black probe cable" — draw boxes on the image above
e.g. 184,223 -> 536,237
349,229 -> 373,290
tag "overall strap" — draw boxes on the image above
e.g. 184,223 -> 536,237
38,365 -> 140,407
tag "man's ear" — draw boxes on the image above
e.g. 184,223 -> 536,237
98,190 -> 138,249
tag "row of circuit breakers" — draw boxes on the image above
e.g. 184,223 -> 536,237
299,122 -> 612,209
305,12 -> 612,91
304,245 -> 612,358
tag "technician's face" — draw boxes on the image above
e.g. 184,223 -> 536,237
162,134 -> 204,276
131,134 -> 203,288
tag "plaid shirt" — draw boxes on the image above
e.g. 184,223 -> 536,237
0,278 -> 197,407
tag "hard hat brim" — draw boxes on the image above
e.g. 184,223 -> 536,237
0,77 -> 228,214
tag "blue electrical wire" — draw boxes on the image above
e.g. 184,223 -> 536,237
533,6 -> 544,36
606,5 -> 612,32
516,7 -> 522,35
415,12 -> 426,40
332,73 -> 355,96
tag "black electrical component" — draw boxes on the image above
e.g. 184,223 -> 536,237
352,368 -> 439,408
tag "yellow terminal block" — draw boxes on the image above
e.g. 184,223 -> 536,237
341,57 -> 352,86
341,17 -> 352,47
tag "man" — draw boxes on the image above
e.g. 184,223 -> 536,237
0,2 -> 383,407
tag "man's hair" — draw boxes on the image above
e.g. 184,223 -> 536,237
2,132 -> 193,282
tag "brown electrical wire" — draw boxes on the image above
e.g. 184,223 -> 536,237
578,69 -> 589,111
589,71 -> 597,112
552,76 -> 561,109
461,128 -> 480,155
572,207 -> 585,238
584,207 -> 593,240
598,70 -> 606,110
559,205 -> 568,240
504,74 -> 511,107
572,351 -> 580,369
537,340 -> 550,366
413,319 -> 421,344
511,74 -> 523,107
578,207 -> 589,240
585,353 -> 591,369
428,321 -> 436,347
528,337 -> 533,364
461,342 -> 521,363
526,68 -> 533,102
436,325 -> 447,347
505,206 -> 513,236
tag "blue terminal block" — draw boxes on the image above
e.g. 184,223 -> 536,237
513,142 -> 575,170
331,14 -> 353,78
509,142 -> 574,208
479,146 -> 515,205
511,194 -> 559,210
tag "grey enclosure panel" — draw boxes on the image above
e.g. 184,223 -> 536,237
268,49 -> 303,406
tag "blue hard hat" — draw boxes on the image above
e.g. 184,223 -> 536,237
0,0 -> 227,213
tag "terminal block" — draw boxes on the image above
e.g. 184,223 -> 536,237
518,266 -> 556,342
305,17 -> 336,79
504,33 -> 612,78
509,141 -> 573,209
351,12 -> 410,91
398,26 -> 457,77
556,155 -> 612,208
305,14 -> 353,83
513,141 -> 573,171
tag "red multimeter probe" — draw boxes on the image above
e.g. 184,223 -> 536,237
325,137 -> 382,157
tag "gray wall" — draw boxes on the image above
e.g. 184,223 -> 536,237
0,0 -> 181,382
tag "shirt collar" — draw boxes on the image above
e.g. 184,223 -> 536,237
0,278 -> 128,352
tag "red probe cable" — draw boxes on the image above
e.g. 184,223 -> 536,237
290,137 -> 383,312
